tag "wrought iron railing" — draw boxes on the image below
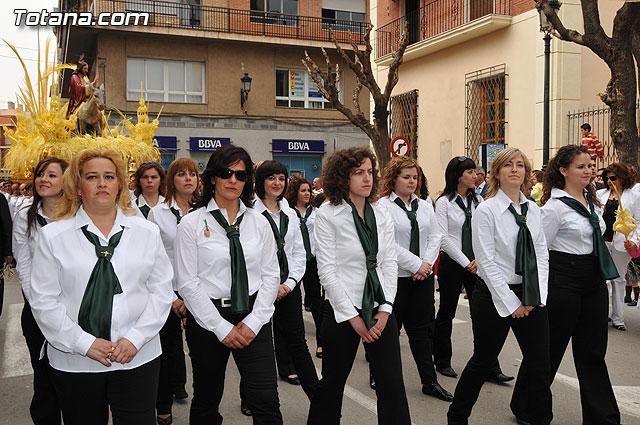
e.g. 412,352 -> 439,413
86,0 -> 365,44
567,102 -> 640,168
376,0 -> 510,58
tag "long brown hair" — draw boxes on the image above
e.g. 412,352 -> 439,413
380,156 -> 422,198
284,176 -> 314,209
485,147 -> 532,199
26,157 -> 69,237
322,147 -> 379,205
164,158 -> 199,206
541,145 -> 600,206
133,162 -> 166,198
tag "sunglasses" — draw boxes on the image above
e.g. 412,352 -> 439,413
216,168 -> 249,182
457,156 -> 468,162
603,175 -> 618,182
141,161 -> 160,166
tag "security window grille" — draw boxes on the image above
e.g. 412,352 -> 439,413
465,65 -> 506,162
390,90 -> 418,159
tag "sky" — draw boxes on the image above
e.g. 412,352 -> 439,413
0,0 -> 58,107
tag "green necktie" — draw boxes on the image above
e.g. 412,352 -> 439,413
295,207 -> 313,262
557,196 -> 620,280
507,203 -> 541,306
210,210 -> 250,314
36,214 -> 48,227
170,206 -> 182,224
393,196 -> 420,256
346,199 -> 390,329
262,210 -> 290,284
78,225 -> 124,340
454,196 -> 475,261
136,198 -> 150,219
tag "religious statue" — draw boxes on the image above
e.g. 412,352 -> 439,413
66,60 -> 99,119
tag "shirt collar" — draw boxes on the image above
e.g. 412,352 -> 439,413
206,196 -> 247,216
494,188 -> 528,213
137,194 -> 165,208
550,187 -> 575,200
253,197 -> 286,215
74,205 -> 130,242
389,191 -> 417,205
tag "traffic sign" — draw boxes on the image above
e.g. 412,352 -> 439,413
391,136 -> 411,157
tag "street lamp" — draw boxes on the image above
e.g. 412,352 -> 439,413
240,72 -> 252,114
538,0 -> 561,166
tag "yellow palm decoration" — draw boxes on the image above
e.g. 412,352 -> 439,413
611,184 -> 637,242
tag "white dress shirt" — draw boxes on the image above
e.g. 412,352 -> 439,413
148,199 -> 184,292
314,200 -> 398,324
13,202 -> 50,303
472,189 -> 549,317
175,198 -> 280,341
254,198 -> 306,290
133,194 -> 165,219
435,193 -> 481,268
29,206 -> 174,373
476,181 -> 486,195
596,187 -> 640,252
379,192 -> 442,277
295,205 -> 316,257
541,188 -> 605,254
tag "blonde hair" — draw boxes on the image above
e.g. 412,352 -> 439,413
53,148 -> 135,220
380,156 -> 422,198
485,147 -> 532,199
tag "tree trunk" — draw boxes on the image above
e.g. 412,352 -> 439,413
373,101 -> 391,169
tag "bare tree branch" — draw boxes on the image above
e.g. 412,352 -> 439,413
384,22 -> 410,100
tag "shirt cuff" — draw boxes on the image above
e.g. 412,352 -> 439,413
410,256 -> 422,274
284,279 -> 297,291
124,328 -> 145,351
378,304 -> 393,315
212,320 -> 235,342
75,332 -> 96,356
503,292 -> 524,316
240,313 -> 263,337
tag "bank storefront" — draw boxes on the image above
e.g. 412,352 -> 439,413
189,137 -> 232,172
272,139 -> 325,181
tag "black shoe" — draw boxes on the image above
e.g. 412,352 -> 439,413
487,372 -> 515,384
173,388 -> 189,399
369,372 -> 376,390
285,374 -> 301,385
422,382 -> 453,402
614,324 -> 627,331
157,415 -> 173,425
515,418 -> 531,425
436,366 -> 458,378
240,399 -> 252,416
624,296 -> 632,303
304,305 -> 312,312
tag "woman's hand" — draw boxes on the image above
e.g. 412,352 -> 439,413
369,311 -> 390,341
110,338 -> 138,364
416,261 -> 432,277
511,305 -> 529,319
86,338 -> 115,367
349,316 -> 375,343
221,327 -> 249,349
624,240 -> 638,252
466,260 -> 477,274
171,299 -> 187,317
236,322 -> 256,346
276,284 -> 291,301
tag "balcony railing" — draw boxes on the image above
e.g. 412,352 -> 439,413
376,0 -> 510,58
85,0 -> 365,44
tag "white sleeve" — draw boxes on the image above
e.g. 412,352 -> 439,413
175,218 -> 234,341
472,206 -> 521,317
29,230 -> 96,356
540,200 -> 562,249
241,220 -> 280,335
123,229 -> 174,350
377,207 -> 398,313
436,197 -> 471,268
13,211 -> 32,301
422,201 -> 442,266
314,208 -> 359,323
533,209 -> 549,307
284,214 -> 307,291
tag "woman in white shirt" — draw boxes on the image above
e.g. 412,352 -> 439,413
29,148 -> 174,425
434,156 -> 512,384
148,158 -> 198,425
174,145 -> 283,424
596,162 -> 640,331
378,156 -> 452,401
285,176 -> 323,359
307,147 -> 411,425
132,161 -> 165,219
447,148 -> 551,425
253,161 -> 318,396
541,145 -> 620,424
14,157 -> 68,425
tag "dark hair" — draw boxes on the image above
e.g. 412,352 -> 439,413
580,123 -> 591,131
284,176 -> 313,209
193,144 -> 254,209
541,145 -> 600,206
532,170 -> 544,182
418,166 -> 429,200
133,162 -> 166,198
25,183 -> 33,192
255,160 -> 288,201
604,162 -> 637,190
26,157 -> 69,237
438,156 -> 479,205
322,147 -> 378,205
73,60 -> 88,75
313,192 -> 326,208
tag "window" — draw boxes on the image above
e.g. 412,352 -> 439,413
127,58 -> 205,103
390,90 -> 418,159
275,68 -> 340,109
465,64 -> 507,163
251,0 -> 298,26
322,9 -> 366,33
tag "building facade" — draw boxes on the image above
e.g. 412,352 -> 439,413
56,0 -> 371,178
371,0 -> 623,194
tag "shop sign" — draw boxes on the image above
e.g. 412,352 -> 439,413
272,139 -> 324,155
189,137 -> 231,152
152,136 -> 178,152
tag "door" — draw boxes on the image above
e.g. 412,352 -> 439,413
406,0 -> 421,45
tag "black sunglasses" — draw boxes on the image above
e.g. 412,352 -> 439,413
603,175 -> 618,182
216,168 -> 249,182
457,156 -> 468,162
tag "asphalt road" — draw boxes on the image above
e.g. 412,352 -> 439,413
1,273 -> 639,425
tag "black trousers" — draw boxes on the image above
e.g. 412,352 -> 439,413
447,283 -> 552,425
185,306 -> 282,425
273,284 -> 320,399
394,275 -> 437,384
547,251 -> 620,425
302,258 -> 324,347
156,308 -> 187,415
50,357 -> 160,425
307,304 -> 411,425
21,300 -> 62,425
434,253 -> 477,369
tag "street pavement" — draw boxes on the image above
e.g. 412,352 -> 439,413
1,273 -> 640,425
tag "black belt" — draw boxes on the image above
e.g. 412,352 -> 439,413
212,293 -> 257,310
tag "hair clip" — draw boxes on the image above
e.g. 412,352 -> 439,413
204,219 -> 210,237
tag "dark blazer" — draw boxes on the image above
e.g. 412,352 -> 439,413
478,182 -> 489,199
